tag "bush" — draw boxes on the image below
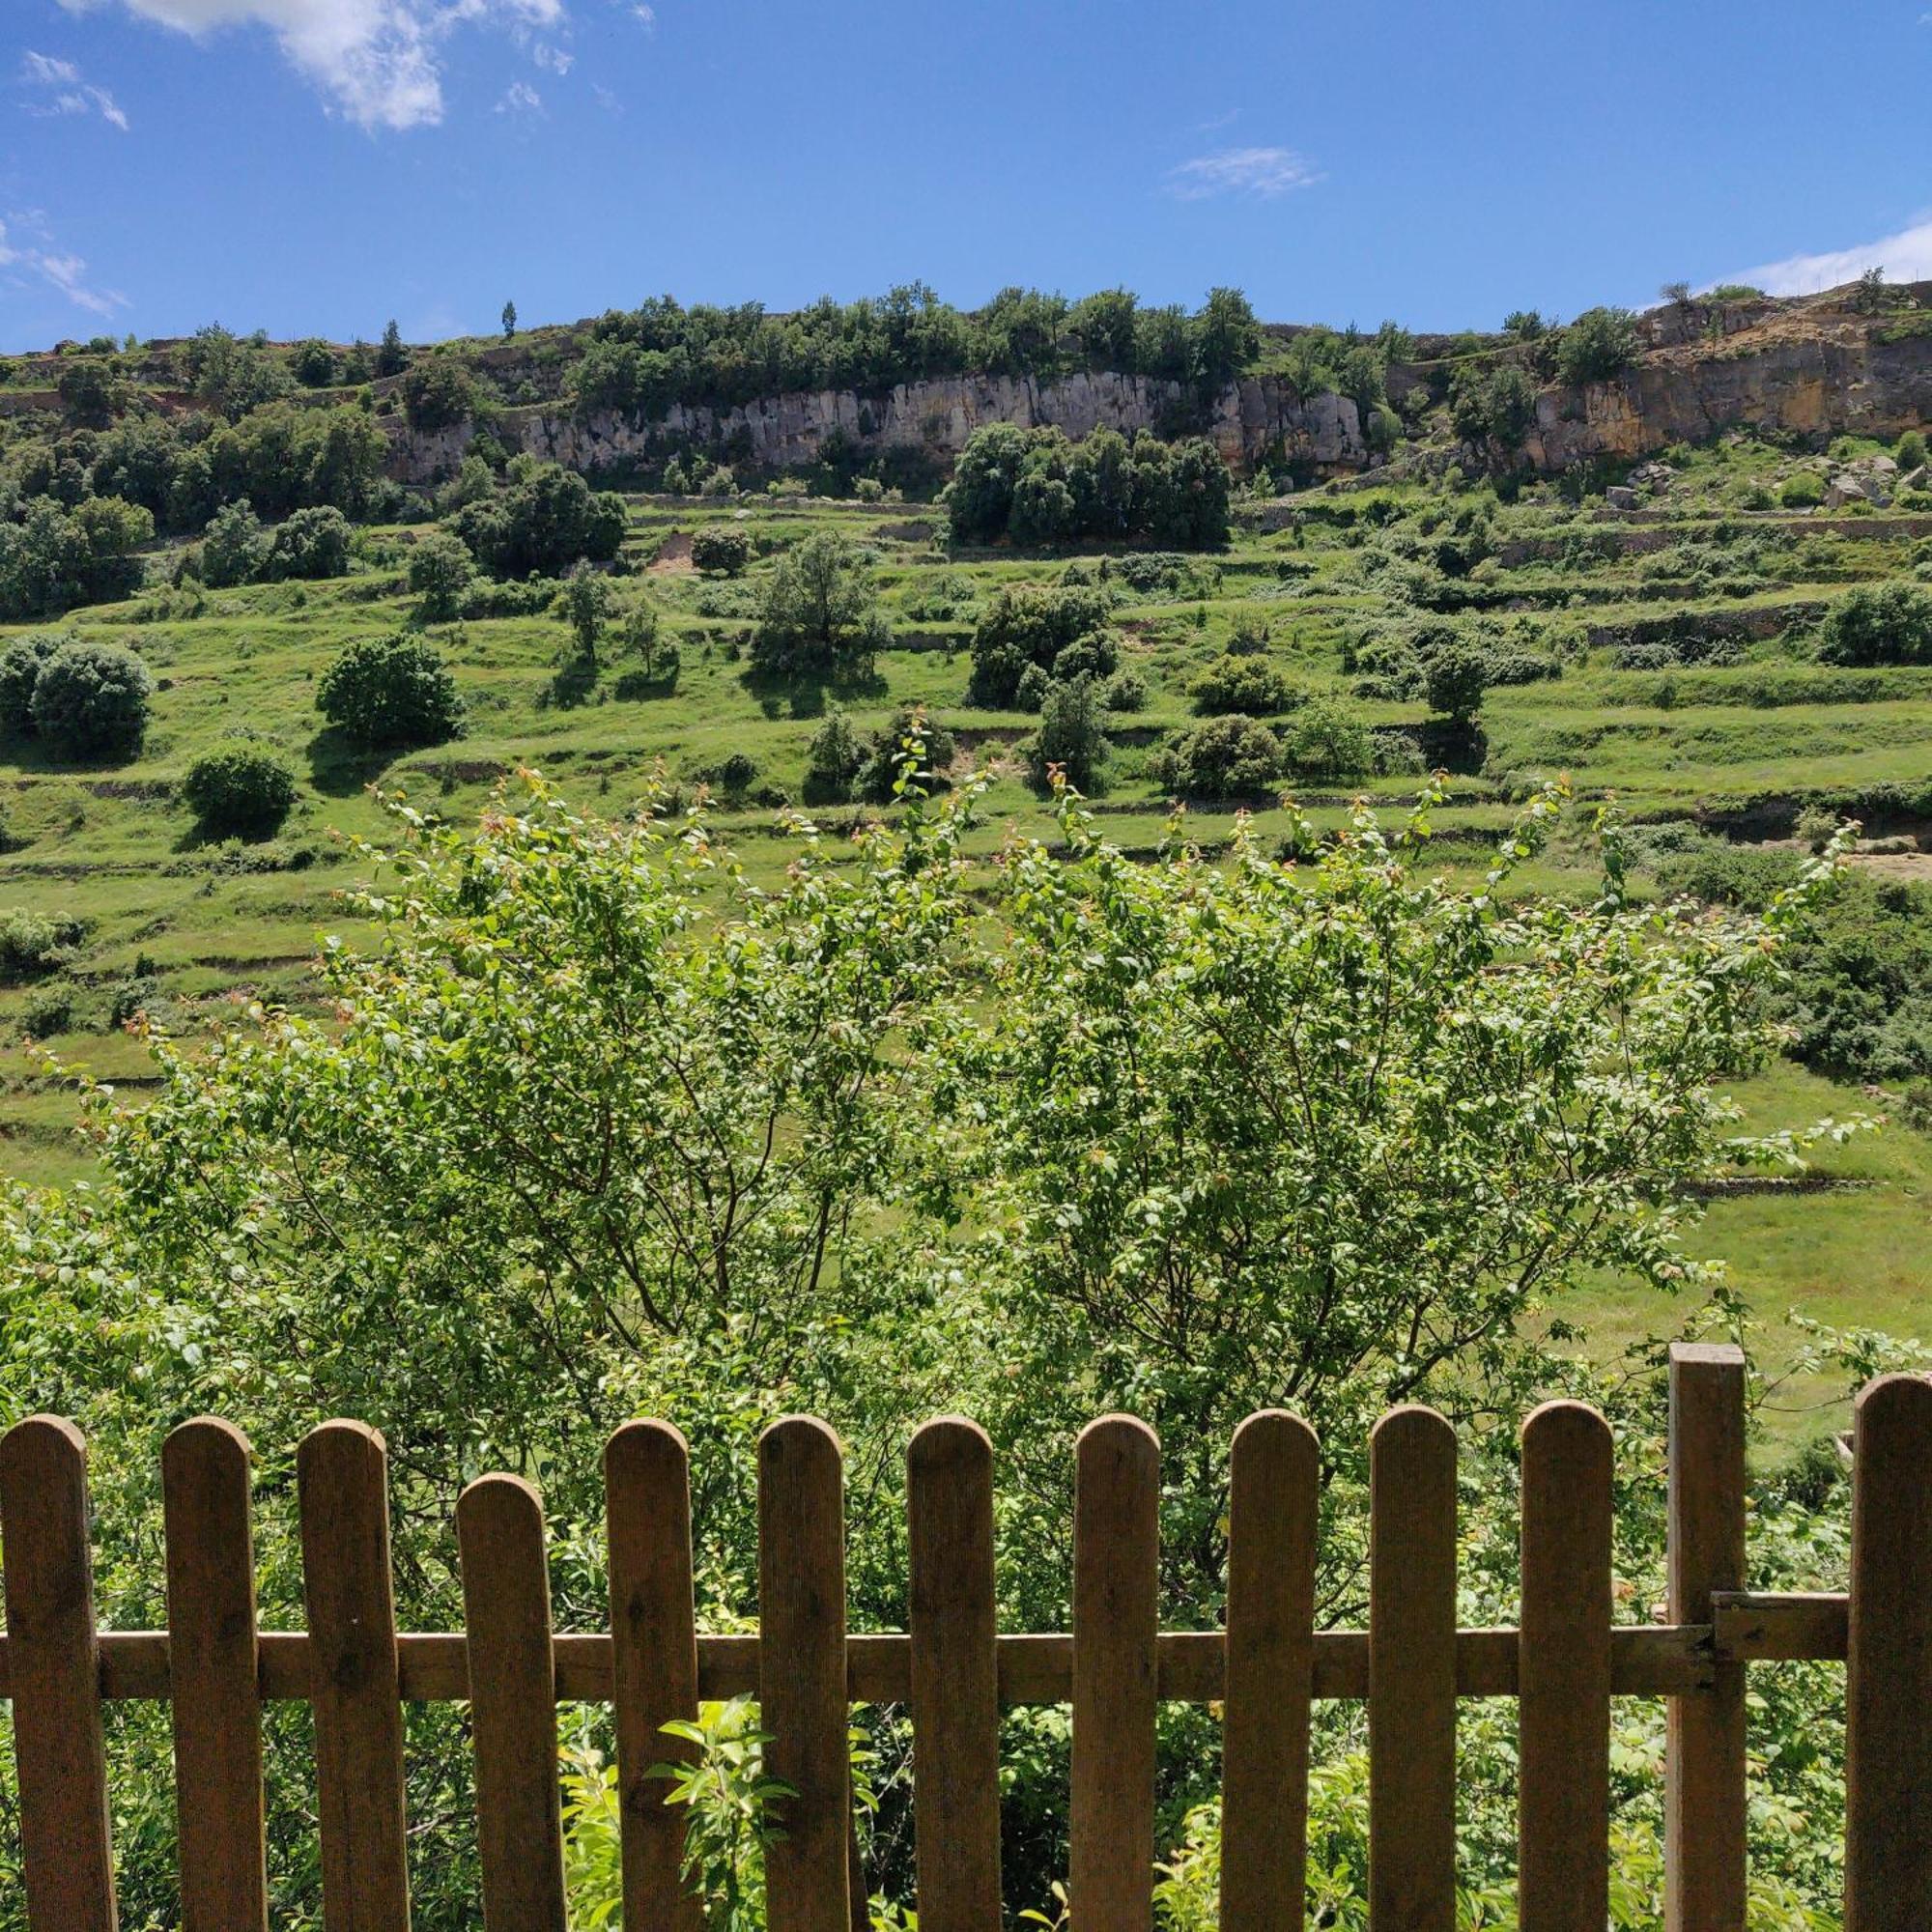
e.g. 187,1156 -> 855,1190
29,639 -> 153,759
454,463 -> 628,580
1424,648 -> 1488,723
1284,697 -> 1374,779
0,907 -> 84,983
264,506 -> 352,582
317,634 -> 463,749
968,582 -> 1113,704
1555,307 -> 1642,384
1191,652 -> 1294,715
804,707 -> 865,800
856,708 -> 956,801
1160,715 -> 1283,796
1027,675 -> 1108,793
1103,669 -> 1148,712
408,528 -> 476,623
690,526 -> 752,577
201,499 -> 270,588
1897,430 -> 1928,473
181,745 -> 298,840
1815,583 -> 1932,668
398,358 -> 474,432
19,982 -> 74,1037
0,633 -> 64,736
1779,471 -> 1826,510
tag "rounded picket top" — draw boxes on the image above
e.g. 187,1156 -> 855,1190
759,1411 -> 844,1475
1074,1410 -> 1159,1476
456,1469 -> 547,1545
0,1410 -> 87,1477
297,1416 -> 388,1487
1370,1402 -> 1456,1457
1854,1369 -> 1932,1437
1520,1396 -> 1613,1465
1231,1406 -> 1319,1472
605,1415 -> 691,1489
162,1413 -> 253,1487
908,1413 -> 993,1478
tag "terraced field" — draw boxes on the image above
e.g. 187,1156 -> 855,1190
5,437 -> 1931,1435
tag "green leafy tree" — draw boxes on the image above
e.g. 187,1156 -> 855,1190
1190,652 -> 1294,715
1284,696 -> 1373,778
292,338 -> 338,386
408,527 -> 476,623
0,633 -> 65,736
501,300 -> 518,340
199,499 -> 269,588
399,358 -> 475,432
28,637 -> 153,759
967,582 -> 1113,705
1424,647 -> 1488,724
0,497 -> 153,618
1160,714 -> 1284,796
263,505 -> 352,582
1555,306 -> 1642,385
749,530 -> 890,677
556,562 -> 612,668
317,634 -> 463,749
1814,582 -> 1932,667
377,319 -> 409,378
453,462 -> 627,579
180,744 -> 298,839
1026,675 -> 1107,793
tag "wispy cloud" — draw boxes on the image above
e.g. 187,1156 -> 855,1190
1729,214 -> 1932,296
530,39 -> 571,72
0,213 -> 127,317
496,76 -> 542,114
1165,145 -> 1321,202
20,49 -> 130,129
54,0 -> 564,131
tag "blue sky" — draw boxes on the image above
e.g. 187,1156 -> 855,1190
4,0 -> 1931,353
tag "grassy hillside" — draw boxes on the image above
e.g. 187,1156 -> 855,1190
5,427 -> 1932,1435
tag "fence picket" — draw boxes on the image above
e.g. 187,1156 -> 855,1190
1220,1409 -> 1319,1932
162,1417 -> 269,1932
604,1420 -> 702,1932
298,1420 -> 412,1932
1368,1405 -> 1457,1932
1664,1342 -> 1747,1932
0,1414 -> 117,1932
906,1417 -> 1002,1932
458,1474 -> 567,1932
1518,1401 -> 1612,1932
1070,1414 -> 1160,1932
759,1416 -> 851,1932
1844,1372 -> 1932,1930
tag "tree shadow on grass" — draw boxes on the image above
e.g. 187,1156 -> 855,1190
740,663 -> 888,722
305,727 -> 405,800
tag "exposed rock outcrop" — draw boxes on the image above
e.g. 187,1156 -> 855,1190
391,369 -> 1368,486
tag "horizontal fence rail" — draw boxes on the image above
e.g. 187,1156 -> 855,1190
0,1345 -> 1925,1931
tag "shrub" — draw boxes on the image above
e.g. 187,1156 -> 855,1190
1161,715 -> 1283,796
317,634 -> 463,749
1555,306 -> 1642,384
398,358 -> 474,431
19,982 -> 75,1037
1013,664 -> 1052,712
1103,669 -> 1148,712
690,527 -> 752,577
804,707 -> 865,800
29,639 -> 153,759
1424,648 -> 1488,723
201,499 -> 270,588
1815,583 -> 1932,667
968,582 -> 1113,704
0,633 -> 64,736
264,506 -> 352,582
453,463 -> 627,579
0,907 -> 84,982
1027,675 -> 1108,793
1779,471 -> 1826,510
857,707 -> 956,802
181,745 -> 298,840
1284,697 -> 1374,779
1191,652 -> 1294,715
408,528 -> 476,623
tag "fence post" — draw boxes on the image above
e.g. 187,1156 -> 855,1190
162,1417 -> 269,1932
298,1421 -> 412,1932
605,1420 -> 702,1932
759,1416 -> 851,1932
1518,1400 -> 1612,1932
907,1417 -> 1002,1932
1368,1405 -> 1457,1932
1664,1342 -> 1747,1932
1844,1372 -> 1932,1930
458,1473 -> 568,1932
0,1414 -> 118,1932
1071,1415 -> 1160,1932
1220,1409 -> 1319,1932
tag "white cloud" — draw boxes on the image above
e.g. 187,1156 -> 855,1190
530,39 -> 571,71
1729,216 -> 1932,296
627,2 -> 654,28
20,50 -> 130,129
0,214 -> 127,317
1165,145 -> 1321,201
55,0 -> 563,130
496,77 -> 541,114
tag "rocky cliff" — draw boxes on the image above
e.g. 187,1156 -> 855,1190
392,368 -> 1368,486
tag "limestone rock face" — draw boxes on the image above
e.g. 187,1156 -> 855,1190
387,370 -> 1367,486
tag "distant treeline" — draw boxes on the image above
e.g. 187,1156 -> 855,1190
567,284 -> 1269,417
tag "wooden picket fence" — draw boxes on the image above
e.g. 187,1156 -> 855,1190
0,1343 -> 1927,1931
